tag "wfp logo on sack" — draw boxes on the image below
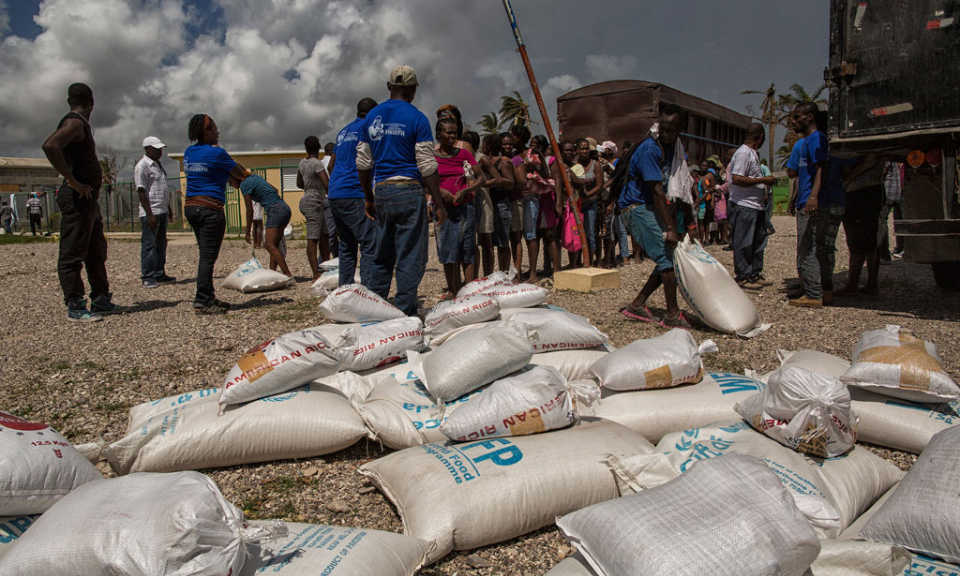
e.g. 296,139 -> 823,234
421,438 -> 523,485
259,384 -> 310,403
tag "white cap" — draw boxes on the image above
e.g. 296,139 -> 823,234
142,136 -> 166,149
388,64 -> 418,87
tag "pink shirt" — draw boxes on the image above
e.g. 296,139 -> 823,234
436,147 -> 478,205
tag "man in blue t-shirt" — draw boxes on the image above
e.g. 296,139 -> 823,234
329,97 -> 378,287
619,104 -> 698,329
356,65 -> 444,316
786,102 -> 831,307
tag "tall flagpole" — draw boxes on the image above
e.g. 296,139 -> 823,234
501,0 -> 591,266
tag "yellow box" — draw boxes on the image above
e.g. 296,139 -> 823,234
554,268 -> 621,292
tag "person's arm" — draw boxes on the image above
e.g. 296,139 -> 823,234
479,156 -> 510,189
415,142 -> 445,227
296,169 -> 304,191
327,152 -> 337,175
787,178 -> 799,216
134,162 -> 158,230
585,162 -> 604,199
243,193 -> 254,243
458,159 -> 486,200
730,152 -> 776,186
512,160 -> 528,192
356,141 -> 376,220
732,174 -> 777,186
41,118 -> 92,198
423,172 -> 445,226
786,168 -> 798,179
805,162 -> 826,214
315,167 -> 330,191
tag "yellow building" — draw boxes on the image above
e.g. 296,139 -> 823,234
168,149 -> 326,233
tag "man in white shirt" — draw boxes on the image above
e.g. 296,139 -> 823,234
134,136 -> 175,288
321,141 -> 339,258
728,124 -> 776,289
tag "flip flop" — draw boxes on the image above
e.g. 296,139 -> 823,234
622,305 -> 658,323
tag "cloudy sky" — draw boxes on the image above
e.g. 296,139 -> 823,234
0,0 -> 828,174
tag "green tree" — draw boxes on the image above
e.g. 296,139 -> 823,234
743,82 -> 827,168
499,91 -> 536,128
478,112 -> 503,136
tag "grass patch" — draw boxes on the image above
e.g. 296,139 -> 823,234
705,356 -> 749,376
268,298 -> 320,324
0,234 -> 57,245
241,495 -> 265,517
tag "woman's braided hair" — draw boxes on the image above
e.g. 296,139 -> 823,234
188,114 -> 210,143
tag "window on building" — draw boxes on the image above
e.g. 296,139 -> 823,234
280,158 -> 301,193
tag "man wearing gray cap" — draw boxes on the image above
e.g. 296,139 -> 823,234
134,136 -> 175,288
356,64 -> 445,316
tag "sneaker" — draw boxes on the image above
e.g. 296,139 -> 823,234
143,279 -> 160,289
767,227 -> 776,235
90,294 -> 125,315
194,301 -> 228,315
788,295 -> 823,308
738,279 -> 763,290
67,300 -> 102,323
660,311 -> 694,330
211,299 -> 232,310
753,274 -> 774,287
157,275 -> 177,284
891,249 -> 904,259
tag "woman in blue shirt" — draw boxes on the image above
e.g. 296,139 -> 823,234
229,173 -> 293,279
184,114 -> 247,314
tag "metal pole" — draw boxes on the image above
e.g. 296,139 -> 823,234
501,0 -> 591,266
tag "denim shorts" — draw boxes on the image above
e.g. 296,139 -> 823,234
622,203 -> 676,274
265,201 -> 292,229
492,196 -> 512,248
436,202 -> 476,264
298,191 -> 326,239
522,195 -> 540,241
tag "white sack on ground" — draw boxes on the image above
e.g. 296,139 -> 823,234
359,419 -> 654,564
222,256 -> 290,293
410,320 -> 534,402
510,309 -> 607,352
240,521 -> 431,576
861,425 -> 960,563
579,371 -> 766,443
106,384 -> 367,475
557,454 -> 821,576
530,346 -> 613,381
311,268 -> 360,293
482,283 -> 548,308
320,284 -> 406,323
776,349 -> 960,454
319,257 -> 339,271
674,236 -> 770,337
351,376 -> 485,450
0,515 -> 37,561
334,317 -> 424,372
456,269 -> 517,298
440,366 -> 598,441
220,329 -> 339,408
0,412 -> 102,515
544,554 -> 597,576
423,294 -> 500,337
805,540 -> 910,576
842,325 -> 960,403
736,366 -> 859,458
0,471 -> 259,576
588,328 -> 715,391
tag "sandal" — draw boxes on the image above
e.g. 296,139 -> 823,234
660,311 -> 694,330
622,305 -> 658,324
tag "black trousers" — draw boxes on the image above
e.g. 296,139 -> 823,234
185,205 -> 226,306
29,214 -> 42,235
56,187 -> 109,306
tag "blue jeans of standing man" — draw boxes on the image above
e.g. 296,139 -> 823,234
729,202 -> 767,282
614,209 -> 630,259
367,182 -> 428,316
140,213 -> 168,281
582,199 -> 598,254
797,208 -> 843,299
329,197 -> 377,287
323,198 -> 339,258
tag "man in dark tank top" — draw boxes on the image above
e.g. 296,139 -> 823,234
42,83 -> 124,322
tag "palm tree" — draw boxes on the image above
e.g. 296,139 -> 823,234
742,83 -> 781,165
743,82 -> 828,166
478,112 -> 502,136
499,91 -> 537,128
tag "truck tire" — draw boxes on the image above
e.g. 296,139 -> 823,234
932,262 -> 960,290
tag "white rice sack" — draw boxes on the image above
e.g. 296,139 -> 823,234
106,384 -> 367,475
0,471 -> 258,576
440,366 -> 599,441
545,554 -> 597,576
222,256 -> 290,293
351,375 -> 485,450
319,257 -> 339,271
320,283 -> 406,323
409,320 -> 534,402
510,309 -> 608,352
736,366 -> 859,458
587,329 -> 716,391
816,446 -> 905,532
482,283 -> 548,308
423,294 -> 500,337
0,412 -> 102,515
557,454 -> 821,576
0,516 -> 37,561
842,325 -> 960,403
305,322 -> 361,343
456,269 -> 517,298
860,425 -> 960,563
334,317 -> 424,372
311,268 -> 362,295
241,521 -> 431,576
531,346 -> 614,381
580,371 -> 766,443
359,419 -> 654,564
674,236 -> 770,337
776,349 -> 959,454
805,540 -> 910,576
220,329 -> 340,408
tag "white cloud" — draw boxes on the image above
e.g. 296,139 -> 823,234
585,54 -> 636,82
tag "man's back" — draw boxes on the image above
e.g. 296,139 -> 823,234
360,99 -> 432,183
57,112 -> 102,193
328,117 -> 365,199
26,198 -> 42,214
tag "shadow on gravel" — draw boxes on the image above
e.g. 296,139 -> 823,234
231,296 -> 295,310
125,300 -> 182,313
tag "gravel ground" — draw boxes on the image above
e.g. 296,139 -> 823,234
1,214 -> 955,574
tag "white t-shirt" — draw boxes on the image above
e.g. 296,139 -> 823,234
728,144 -> 765,210
133,155 -> 169,218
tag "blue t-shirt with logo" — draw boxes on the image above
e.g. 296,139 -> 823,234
239,174 -> 283,210
618,136 -> 673,209
786,137 -> 804,173
328,117 -> 365,200
184,144 -> 236,203
796,130 -> 828,208
359,99 -> 433,183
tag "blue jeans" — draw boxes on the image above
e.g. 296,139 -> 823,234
522,195 -> 539,241
729,203 -> 767,282
797,208 -> 843,299
582,199 -> 598,253
264,202 -> 291,229
185,206 -> 226,307
330,197 -> 377,287
323,198 -> 339,258
1,218 -> 11,234
140,213 -> 168,281
436,202 -> 476,264
368,183 -> 428,316
615,211 -> 630,259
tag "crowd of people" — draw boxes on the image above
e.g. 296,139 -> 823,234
39,69 -> 907,323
